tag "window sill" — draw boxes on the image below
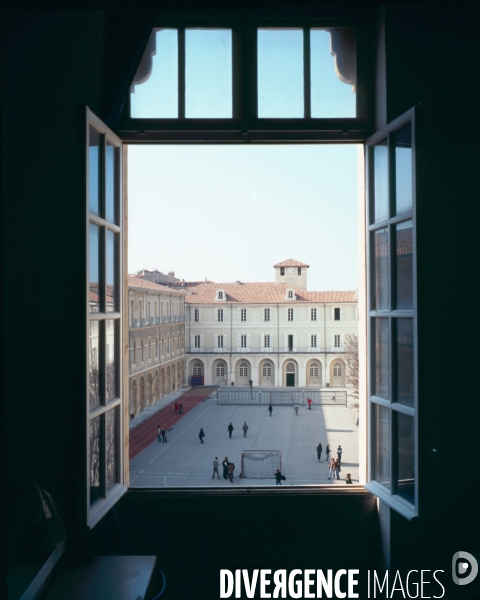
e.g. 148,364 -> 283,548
365,481 -> 417,520
88,484 -> 128,528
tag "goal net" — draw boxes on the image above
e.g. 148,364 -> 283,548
241,450 -> 282,479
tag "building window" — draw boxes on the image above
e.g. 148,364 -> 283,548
264,308 -> 270,322
240,308 -> 247,322
132,341 -> 136,365
167,335 -> 170,353
311,335 -> 317,348
310,364 -> 319,377
216,363 -> 226,377
334,363 -> 342,377
194,308 -> 199,322
280,267 -> 285,276
218,335 -> 224,349
218,291 -> 224,299
264,334 -> 271,348
334,307 -> 341,321
193,363 -> 203,375
240,334 -> 247,348
298,267 -> 301,275
311,308 -> 317,321
239,363 -> 248,377
263,363 -> 272,377
155,336 -> 158,357
287,308 -> 294,321
288,290 -> 294,299
141,340 -> 144,362
334,334 -> 341,348
286,362 -> 295,373
194,335 -> 201,348
147,337 -> 151,360
218,308 -> 224,322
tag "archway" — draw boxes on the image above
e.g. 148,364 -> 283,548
259,359 -> 274,387
213,359 -> 227,385
306,359 -> 322,387
330,360 -> 346,386
285,362 -> 296,387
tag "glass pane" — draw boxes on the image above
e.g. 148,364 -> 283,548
372,318 -> 390,400
131,29 -> 178,118
396,412 -> 415,504
106,407 -> 118,491
373,228 -> 389,310
106,142 -> 117,224
186,29 -> 232,118
106,230 -> 117,313
374,404 -> 390,490
258,29 -> 303,118
395,221 -> 413,309
89,223 -> 101,313
89,416 -> 102,505
395,123 -> 412,215
373,140 -> 389,223
106,320 -> 117,401
89,320 -> 101,410
311,29 -> 356,118
395,318 -> 414,408
89,126 -> 101,216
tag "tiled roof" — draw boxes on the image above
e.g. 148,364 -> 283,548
184,282 -> 356,304
128,275 -> 186,295
273,258 -> 310,268
375,228 -> 412,257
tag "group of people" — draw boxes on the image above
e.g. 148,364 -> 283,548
157,425 -> 167,443
293,398 -> 313,415
174,401 -> 183,414
316,442 -> 353,483
226,422 -> 249,438
212,456 -> 236,483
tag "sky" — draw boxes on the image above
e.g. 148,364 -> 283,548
127,143 -> 361,291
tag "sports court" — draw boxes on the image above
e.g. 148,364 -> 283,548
129,389 -> 359,487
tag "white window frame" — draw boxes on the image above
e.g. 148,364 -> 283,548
264,307 -> 271,322
311,307 -> 317,321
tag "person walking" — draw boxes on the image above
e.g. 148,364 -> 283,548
334,459 -> 341,480
198,428 -> 205,443
161,427 -> 167,443
316,442 -> 323,462
222,457 -> 229,480
337,445 -> 343,463
294,404 -> 299,416
212,457 -> 221,480
307,398 -> 313,410
242,422 -> 249,438
327,458 -> 336,480
275,469 -> 283,486
325,444 -> 331,463
174,401 -> 179,414
228,462 -> 235,483
268,404 -> 273,417
227,423 -> 234,438
157,425 -> 162,442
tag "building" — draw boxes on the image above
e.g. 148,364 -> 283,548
185,259 -> 358,389
128,275 -> 187,416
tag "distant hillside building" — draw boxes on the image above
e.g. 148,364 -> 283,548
185,259 -> 358,388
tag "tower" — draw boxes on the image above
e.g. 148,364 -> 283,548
273,259 -> 309,290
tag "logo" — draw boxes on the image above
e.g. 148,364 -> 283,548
452,551 -> 478,586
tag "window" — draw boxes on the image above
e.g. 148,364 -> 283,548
333,363 -> 342,377
217,308 -> 224,322
311,334 -> 317,348
264,335 -> 271,348
239,363 -> 249,377
310,363 -> 319,377
218,335 -> 224,349
311,308 -> 317,321
288,290 -> 294,299
194,308 -> 199,322
240,308 -> 247,322
334,307 -> 341,320
280,267 -> 285,276
147,337 -> 151,360
263,363 -> 272,377
132,341 -> 136,365
218,291 -> 224,300
264,308 -> 270,322
141,340 -> 144,362
166,335 -> 170,353
240,334 -> 247,348
194,335 -> 201,348
334,334 -> 341,348
298,267 -> 301,275
193,363 -> 203,375
287,308 -> 294,321
216,363 -> 226,377
286,363 -> 295,373
155,336 -> 158,357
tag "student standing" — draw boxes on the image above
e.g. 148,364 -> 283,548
161,427 -> 167,443
212,457 -> 220,480
268,404 -> 273,416
157,425 -> 162,442
334,459 -> 341,480
222,457 -> 229,480
316,443 -> 323,462
242,422 -> 249,438
275,469 -> 283,486
198,428 -> 205,443
337,445 -> 343,463
294,404 -> 299,415
325,444 -> 331,463
228,462 -> 235,483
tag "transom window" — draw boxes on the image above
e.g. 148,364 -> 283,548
286,363 -> 295,373
193,363 -> 203,375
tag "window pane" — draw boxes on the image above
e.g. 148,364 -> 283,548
396,412 -> 415,504
106,230 -> 117,313
186,29 -> 232,118
89,415 -> 102,505
394,123 -> 412,215
372,317 -> 390,400
89,320 -> 101,410
89,126 -> 101,216
373,140 -> 389,223
374,404 -> 390,490
258,29 -> 303,118
311,29 -> 356,118
395,221 -> 413,310
106,320 -> 117,401
373,228 -> 389,310
106,407 -> 118,491
106,142 -> 117,224
395,318 -> 414,408
89,223 -> 101,313
131,29 -> 178,118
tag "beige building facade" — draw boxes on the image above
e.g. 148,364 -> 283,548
185,259 -> 358,389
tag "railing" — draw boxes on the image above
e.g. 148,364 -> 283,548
186,347 -> 345,354
217,387 -> 347,405
130,315 -> 187,327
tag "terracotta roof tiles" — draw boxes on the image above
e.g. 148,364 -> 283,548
273,258 -> 310,268
128,275 -> 186,294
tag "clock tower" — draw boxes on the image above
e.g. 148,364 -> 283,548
274,259 -> 309,290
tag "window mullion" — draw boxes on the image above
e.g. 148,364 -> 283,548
178,28 -> 185,120
303,28 -> 311,119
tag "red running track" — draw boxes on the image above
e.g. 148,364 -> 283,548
129,387 -> 216,460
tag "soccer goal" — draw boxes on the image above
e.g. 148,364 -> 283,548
241,450 -> 282,479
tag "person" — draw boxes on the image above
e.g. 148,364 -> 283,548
179,403 -> 183,414
325,444 -> 331,463
212,457 -> 220,480
316,442 -> 322,462
355,410 -> 359,426
307,398 -> 313,410
337,445 -> 343,463
228,462 -> 235,483
268,404 -> 273,417
174,401 -> 179,414
242,422 -> 249,438
345,473 -> 353,484
161,427 -> 167,443
157,425 -> 162,442
248,379 -> 253,389
332,394 -> 336,402
275,469 -> 283,486
327,458 -> 336,480
198,428 -> 205,443
334,459 -> 341,480
222,457 -> 229,480
227,423 -> 234,439
294,404 -> 299,415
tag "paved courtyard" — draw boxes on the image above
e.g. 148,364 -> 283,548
129,391 -> 359,487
